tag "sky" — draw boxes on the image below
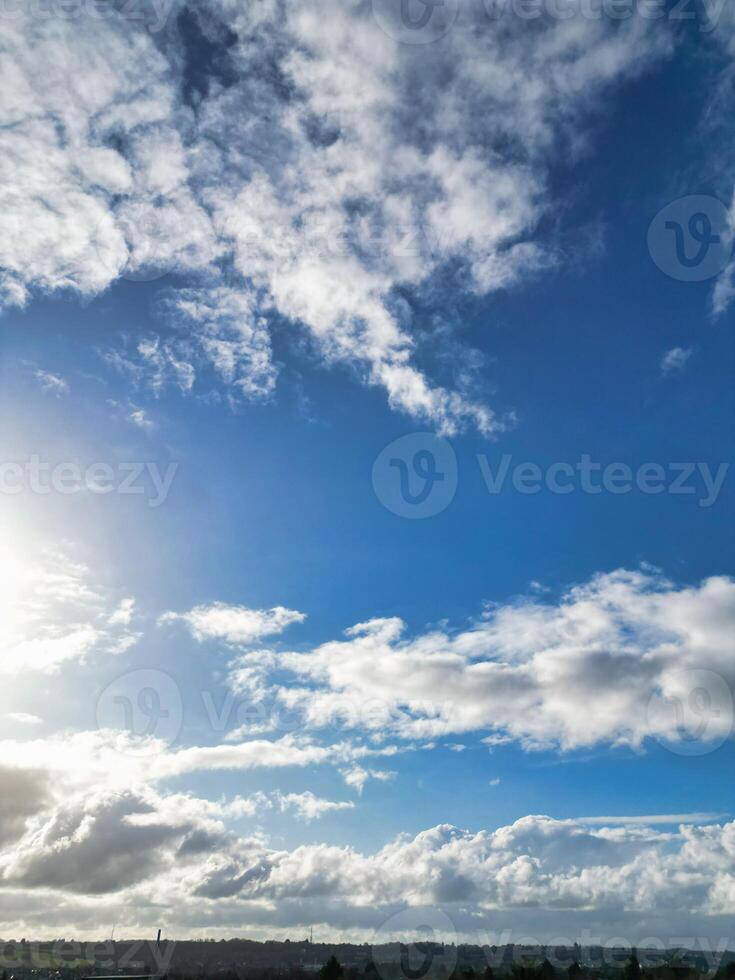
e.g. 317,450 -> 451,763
1,0 -> 735,949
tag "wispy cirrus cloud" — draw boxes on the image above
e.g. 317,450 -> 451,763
6,713 -> 42,726
574,813 -> 728,826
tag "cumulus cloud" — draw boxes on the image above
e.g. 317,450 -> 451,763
0,547 -> 139,674
0,766 -> 50,847
1,788 -> 191,894
2,784 -> 734,940
4,561 -> 732,933
230,568 -> 735,751
0,0 -> 673,431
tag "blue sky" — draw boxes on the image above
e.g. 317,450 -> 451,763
1,0 -> 735,946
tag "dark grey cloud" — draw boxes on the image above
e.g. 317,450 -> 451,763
0,767 -> 50,846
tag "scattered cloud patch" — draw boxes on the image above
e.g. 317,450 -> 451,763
34,370 -> 68,396
6,713 -> 42,726
341,766 -> 397,794
275,791 -> 354,822
661,346 -> 694,376
0,1 -> 673,431
160,603 -> 306,645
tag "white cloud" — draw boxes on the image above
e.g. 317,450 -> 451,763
221,790 -> 353,823
1,787 -> 733,939
661,346 -> 694,376
340,766 -> 397,794
106,398 -> 156,430
274,791 -> 354,822
150,735 -> 394,781
160,602 -> 306,645
34,370 -> 68,395
129,407 -> 154,429
108,597 -> 136,626
0,547 -> 139,674
232,568 -> 735,752
6,713 -> 42,726
0,730 -> 403,793
0,1 -> 673,431
5,563 -> 731,933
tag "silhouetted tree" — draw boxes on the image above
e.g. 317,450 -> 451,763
624,952 -> 642,980
483,966 -> 495,980
540,959 -> 556,980
511,960 -> 535,980
320,957 -> 344,980
567,962 -> 582,980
